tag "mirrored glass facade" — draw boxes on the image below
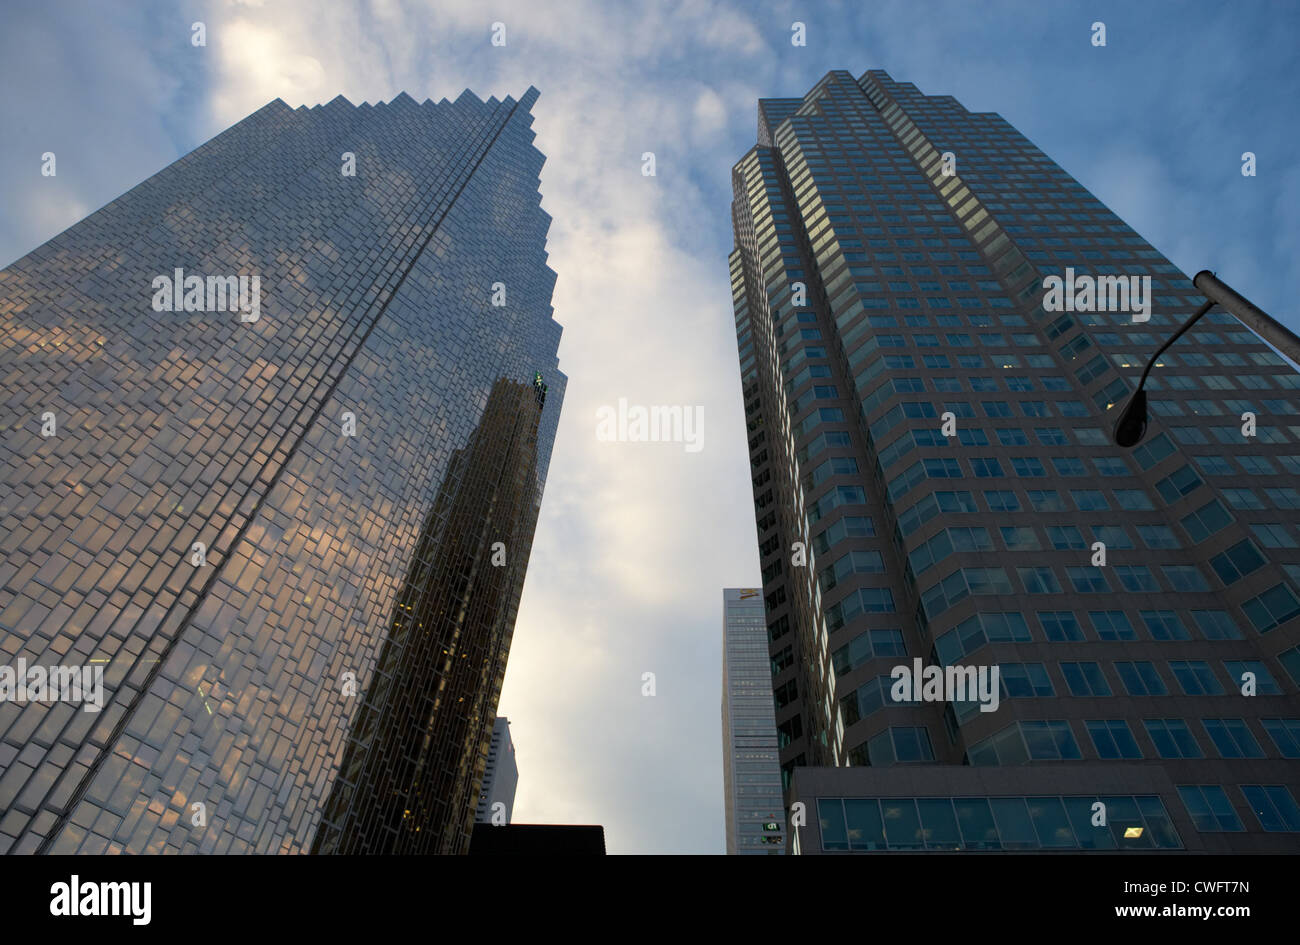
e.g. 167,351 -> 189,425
0,88 -> 565,854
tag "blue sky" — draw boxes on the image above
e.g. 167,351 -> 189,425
2,0 -> 1297,854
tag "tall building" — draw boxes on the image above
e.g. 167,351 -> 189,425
728,70 -> 1300,853
0,88 -> 565,855
474,716 -> 519,825
721,588 -> 786,853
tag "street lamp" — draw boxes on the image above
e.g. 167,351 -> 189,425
1112,271 -> 1300,448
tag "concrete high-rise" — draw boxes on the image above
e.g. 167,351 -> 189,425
727,70 -> 1300,852
0,89 -> 565,854
721,588 -> 786,854
474,717 -> 519,825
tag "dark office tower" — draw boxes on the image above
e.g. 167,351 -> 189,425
0,89 -> 565,854
729,70 -> 1300,853
313,378 -> 545,855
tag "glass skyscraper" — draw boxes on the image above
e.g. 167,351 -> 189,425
728,70 -> 1300,853
721,588 -> 786,854
0,88 -> 565,854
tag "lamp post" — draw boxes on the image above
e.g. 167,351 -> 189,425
1111,271 -> 1300,448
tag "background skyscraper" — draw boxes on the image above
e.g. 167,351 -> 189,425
728,70 -> 1300,852
721,588 -> 786,854
0,88 -> 565,854
474,717 -> 519,826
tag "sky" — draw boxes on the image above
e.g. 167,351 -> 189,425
1,0 -> 1297,854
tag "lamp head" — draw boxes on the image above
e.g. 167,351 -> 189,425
1113,389 -> 1148,448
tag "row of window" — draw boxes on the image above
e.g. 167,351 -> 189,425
915,564 -> 1300,631
816,784 -> 1300,851
967,717 -> 1299,766
817,794 -> 1182,851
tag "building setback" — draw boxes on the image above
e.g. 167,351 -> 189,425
727,69 -> 1300,853
0,88 -> 565,854
722,588 -> 786,853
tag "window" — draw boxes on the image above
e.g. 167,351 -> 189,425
1052,457 -> 1087,477
1046,525 -> 1085,551
1221,488 -> 1264,510
984,489 -> 1020,512
1209,539 -> 1267,586
1086,720 -> 1142,759
1091,611 -> 1135,641
813,515 -> 875,554
1090,525 -> 1133,550
1039,611 -> 1083,641
1282,646 -> 1300,686
1194,455 -> 1233,476
1201,719 -> 1264,759
1132,433 -> 1174,469
1180,499 -> 1231,543
842,675 -> 917,724
1224,660 -> 1282,695
1011,456 -> 1046,477
1240,785 -> 1300,832
1066,567 -> 1109,593
1137,525 -> 1179,549
1027,490 -> 1065,512
1241,584 -> 1300,634
1113,565 -> 1159,592
1000,526 -> 1040,551
832,629 -> 907,674
1018,567 -> 1061,594
1140,610 -> 1189,640
1144,719 -> 1203,758
1070,490 -> 1109,511
1000,662 -> 1055,698
1169,661 -> 1224,696
819,549 -> 887,591
1176,786 -> 1244,832
1261,719 -> 1300,758
1113,489 -> 1154,511
1192,610 -> 1243,640
1155,465 -> 1202,504
1252,523 -> 1297,549
1115,660 -> 1166,695
923,457 -> 963,479
1266,487 -> 1300,509
1061,661 -> 1111,696
867,726 -> 935,765
971,720 -> 1082,765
